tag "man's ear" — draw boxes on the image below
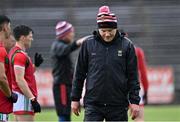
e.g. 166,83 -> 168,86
19,35 -> 25,41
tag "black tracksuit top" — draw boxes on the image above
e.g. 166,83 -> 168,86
71,31 -> 140,107
51,40 -> 79,85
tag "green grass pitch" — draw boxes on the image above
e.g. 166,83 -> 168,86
9,105 -> 180,121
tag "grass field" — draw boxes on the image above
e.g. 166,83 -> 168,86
10,105 -> 180,121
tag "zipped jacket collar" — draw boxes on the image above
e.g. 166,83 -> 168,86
93,30 -> 124,46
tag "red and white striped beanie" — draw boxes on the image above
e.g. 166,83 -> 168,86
97,6 -> 117,28
55,21 -> 74,39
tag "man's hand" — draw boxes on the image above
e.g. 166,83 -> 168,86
76,35 -> 91,46
34,52 -> 44,67
8,92 -> 18,103
31,98 -> 41,113
71,101 -> 81,116
129,104 -> 140,120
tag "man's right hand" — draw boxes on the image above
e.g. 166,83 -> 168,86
76,35 -> 91,46
129,104 -> 140,120
71,101 -> 81,116
34,52 -> 44,67
8,92 -> 18,103
31,98 -> 41,113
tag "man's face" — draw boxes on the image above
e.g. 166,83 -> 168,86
63,31 -> 75,43
98,28 -> 117,42
4,22 -> 11,39
23,31 -> 33,48
4,35 -> 15,52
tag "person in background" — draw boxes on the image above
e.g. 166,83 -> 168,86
71,6 -> 140,121
120,30 -> 149,122
51,21 -> 86,122
8,25 -> 43,121
0,15 -> 18,122
134,46 -> 149,122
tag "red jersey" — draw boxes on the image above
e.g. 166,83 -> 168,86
8,46 -> 37,97
0,42 -> 13,114
135,47 -> 149,92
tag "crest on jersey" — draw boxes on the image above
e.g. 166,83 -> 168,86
118,50 -> 122,56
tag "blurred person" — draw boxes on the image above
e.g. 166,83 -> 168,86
134,46 -> 149,122
8,25 -> 43,121
121,30 -> 149,122
71,6 -> 140,121
0,15 -> 18,122
51,21 -> 86,122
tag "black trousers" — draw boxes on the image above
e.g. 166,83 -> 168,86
53,83 -> 71,120
84,104 -> 128,122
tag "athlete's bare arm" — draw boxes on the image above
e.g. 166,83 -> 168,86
14,65 -> 34,99
0,62 -> 11,97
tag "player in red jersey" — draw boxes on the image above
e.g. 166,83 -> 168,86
120,30 -> 149,121
8,25 -> 43,121
4,35 -> 15,52
0,15 -> 18,122
134,47 -> 149,122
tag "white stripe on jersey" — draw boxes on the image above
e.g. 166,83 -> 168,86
14,65 -> 25,69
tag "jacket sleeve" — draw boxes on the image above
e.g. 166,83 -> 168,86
51,41 -> 79,58
71,41 -> 88,101
127,43 -> 141,105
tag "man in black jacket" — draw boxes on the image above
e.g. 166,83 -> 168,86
71,6 -> 141,121
51,21 -> 85,121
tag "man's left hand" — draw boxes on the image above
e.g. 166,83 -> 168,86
34,52 -> 44,67
129,104 -> 140,120
8,92 -> 18,103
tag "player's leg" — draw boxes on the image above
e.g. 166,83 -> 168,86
14,114 -> 34,121
13,92 -> 34,121
59,85 -> 71,121
0,113 -> 8,122
53,84 -> 63,121
53,84 -> 71,122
